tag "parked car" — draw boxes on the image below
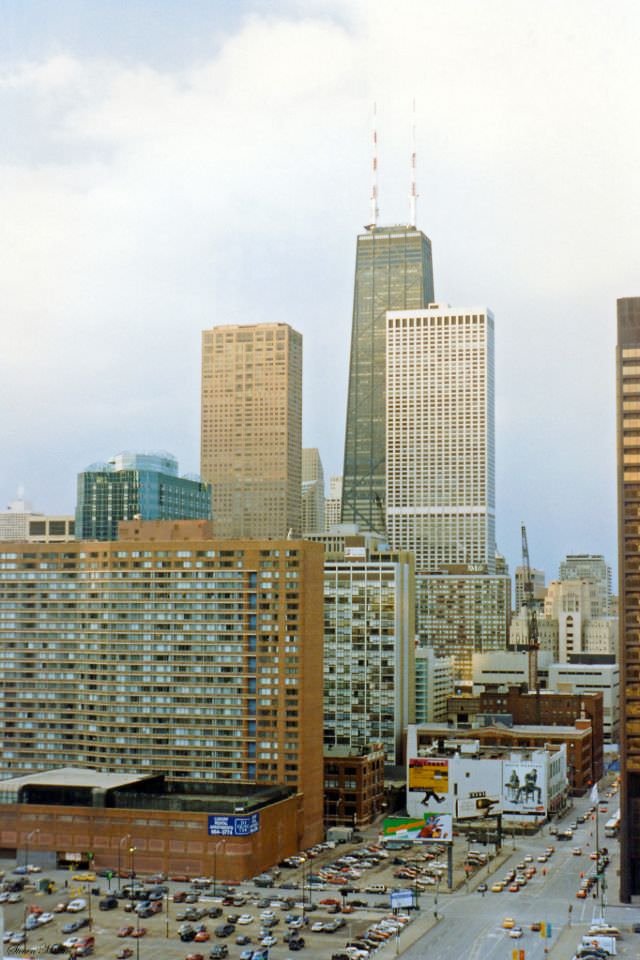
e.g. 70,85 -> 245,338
99,895 -> 118,910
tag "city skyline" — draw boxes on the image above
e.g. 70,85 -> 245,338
1,0 -> 636,578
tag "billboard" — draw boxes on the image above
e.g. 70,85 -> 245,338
408,758 -> 449,799
383,813 -> 452,842
207,813 -> 260,836
456,793 -> 501,820
502,761 -> 547,815
390,889 -> 415,909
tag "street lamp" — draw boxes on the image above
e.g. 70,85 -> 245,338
129,847 -> 137,909
135,906 -> 141,960
212,840 -> 224,896
25,828 -> 40,871
117,835 -> 131,893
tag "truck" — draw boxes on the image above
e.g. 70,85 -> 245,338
580,934 -> 617,955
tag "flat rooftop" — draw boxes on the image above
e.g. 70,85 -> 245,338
0,767 -> 154,792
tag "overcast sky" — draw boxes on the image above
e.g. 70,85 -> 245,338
1,0 -> 638,582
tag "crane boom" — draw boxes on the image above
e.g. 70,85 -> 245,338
521,523 -> 540,696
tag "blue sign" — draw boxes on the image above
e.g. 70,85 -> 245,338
208,813 -> 260,837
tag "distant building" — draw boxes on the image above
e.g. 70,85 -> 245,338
514,566 -> 546,613
509,609 -> 559,658
559,554 -> 611,615
325,476 -> 343,529
201,322 -> 302,539
545,578 -> 616,660
323,532 -> 415,764
416,567 -> 511,681
75,451 -> 211,541
323,744 -> 385,828
385,304 -> 495,572
341,225 -> 434,533
301,448 -> 325,535
0,492 -> 75,543
548,662 -> 620,743
415,649 -> 455,723
472,650 -> 554,692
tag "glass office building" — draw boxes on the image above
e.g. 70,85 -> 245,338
341,225 -> 434,531
75,451 -> 212,541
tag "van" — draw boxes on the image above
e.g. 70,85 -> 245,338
364,884 -> 387,894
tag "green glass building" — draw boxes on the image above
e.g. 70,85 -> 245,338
341,225 -> 435,531
75,451 -> 212,541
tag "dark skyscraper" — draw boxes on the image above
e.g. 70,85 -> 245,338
617,295 -> 640,901
341,225 -> 435,531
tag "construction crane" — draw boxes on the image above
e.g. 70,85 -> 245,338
520,523 -> 540,716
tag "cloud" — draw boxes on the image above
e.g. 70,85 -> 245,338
1,0 -> 638,577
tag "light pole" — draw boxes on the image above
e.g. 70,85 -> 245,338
434,875 -> 440,919
212,840 -> 224,896
117,835 -> 131,894
129,847 -> 137,909
25,828 -> 40,871
86,881 -> 93,931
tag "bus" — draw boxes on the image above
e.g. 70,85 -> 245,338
604,809 -> 620,838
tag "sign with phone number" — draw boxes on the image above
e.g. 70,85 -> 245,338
208,813 -> 260,837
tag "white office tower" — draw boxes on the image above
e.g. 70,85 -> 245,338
325,476 -> 343,530
559,554 -> 612,616
385,304 -> 495,572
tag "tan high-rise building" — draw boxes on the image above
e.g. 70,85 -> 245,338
201,323 -> 302,539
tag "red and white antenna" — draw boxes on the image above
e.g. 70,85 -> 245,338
370,102 -> 379,228
409,98 -> 418,227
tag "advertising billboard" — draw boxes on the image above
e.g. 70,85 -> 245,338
383,813 -> 453,842
207,813 -> 260,836
408,758 -> 449,797
456,793 -> 501,820
390,889 -> 415,909
502,761 -> 547,815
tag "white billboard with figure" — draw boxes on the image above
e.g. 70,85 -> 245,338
502,760 -> 547,815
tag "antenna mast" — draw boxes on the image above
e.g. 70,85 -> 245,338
409,99 -> 418,227
370,102 -> 379,228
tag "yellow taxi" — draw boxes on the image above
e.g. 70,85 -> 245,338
502,918 -> 516,929
491,882 -> 505,893
72,872 -> 96,882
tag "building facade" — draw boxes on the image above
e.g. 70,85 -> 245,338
0,522 -> 324,847
416,568 -> 511,682
415,649 -> 455,723
386,304 -> 496,572
559,554 -> 611,615
325,477 -> 343,529
514,566 -> 546,613
201,323 -> 302,539
301,448 -> 325,535
547,662 -> 620,744
509,609 -> 559,658
545,578 -> 607,661
0,491 -> 75,543
75,451 -> 211,541
341,225 -> 434,532
323,744 -> 385,828
323,534 -> 415,763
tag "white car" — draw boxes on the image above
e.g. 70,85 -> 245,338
237,915 -> 253,925
9,932 -> 26,945
37,912 -> 55,925
66,898 -> 87,912
63,936 -> 82,950
7,892 -> 23,903
261,935 -> 277,947
509,927 -> 524,939
311,921 -> 325,932
260,910 -> 276,920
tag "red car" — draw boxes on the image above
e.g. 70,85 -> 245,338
117,926 -> 134,937
116,950 -> 133,960
194,931 -> 210,942
130,927 -> 147,938
185,954 -> 205,960
508,884 -> 519,893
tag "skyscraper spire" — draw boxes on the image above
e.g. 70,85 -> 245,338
370,102 -> 379,228
409,99 -> 418,227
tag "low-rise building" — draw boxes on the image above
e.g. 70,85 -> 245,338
323,744 -> 385,828
412,719 -> 596,794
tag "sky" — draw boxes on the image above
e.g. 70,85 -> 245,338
1,0 -> 638,582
